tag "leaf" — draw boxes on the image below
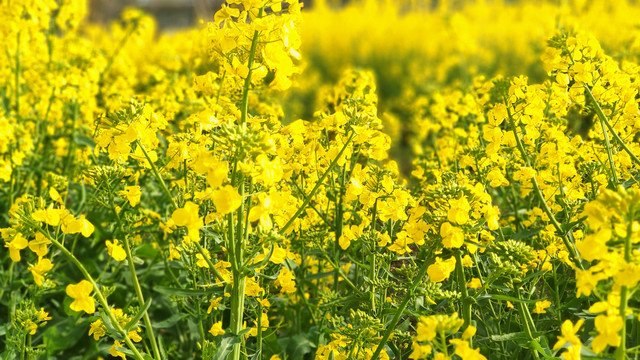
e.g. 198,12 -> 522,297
247,244 -> 274,270
490,331 -> 533,342
511,227 -> 542,240
152,313 -> 187,329
154,285 -> 219,296
287,334 -> 314,359
125,298 -> 152,332
212,335 -> 241,360
560,216 -> 587,233
43,318 -> 87,353
484,294 -> 539,304
530,339 -> 562,359
623,174 -> 640,189
305,271 -> 334,281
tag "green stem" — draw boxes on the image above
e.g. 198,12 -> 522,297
193,241 -> 226,283
137,140 -> 178,209
239,9 -> 262,126
109,196 -> 162,360
615,213 -> 634,360
584,85 -> 640,168
43,231 -> 146,360
14,31 -> 20,120
281,131 -> 356,233
369,257 -> 431,360
506,110 -> 583,270
454,251 -> 472,328
229,9 -> 262,359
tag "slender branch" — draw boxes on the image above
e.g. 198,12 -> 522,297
369,256 -> 431,360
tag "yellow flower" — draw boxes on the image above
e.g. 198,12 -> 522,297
533,300 -> 551,314
467,278 -> 482,289
196,249 -> 210,268
427,257 -> 456,283
209,321 -> 225,336
212,185 -> 242,215
6,233 -> 28,262
28,232 -> 51,257
29,257 -> 54,286
168,244 -> 181,261
109,340 -> 126,360
31,208 -> 62,226
592,314 -> 623,354
275,267 -> 296,294
89,319 -> 107,340
447,196 -> 471,225
66,280 -> 95,314
106,239 -> 127,262
269,244 -> 287,264
553,319 -> 584,350
440,222 -> 464,248
207,297 -> 223,314
171,201 -> 203,243
484,206 -> 500,230
120,185 -> 142,207
64,215 -> 95,237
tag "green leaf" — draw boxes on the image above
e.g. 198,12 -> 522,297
623,174 -> 640,189
247,244 -> 274,270
212,335 -> 241,360
560,216 -> 587,233
154,285 -> 220,296
511,227 -> 542,240
152,313 -> 187,329
124,298 -> 152,332
490,331 -> 533,342
484,294 -> 539,304
43,318 -> 86,353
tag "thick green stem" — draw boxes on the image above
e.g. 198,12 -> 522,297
44,231 -> 146,360
506,111 -> 583,270
229,9 -> 262,358
615,214 -> 634,360
454,251 -> 472,328
14,32 -> 20,119
111,201 -> 162,360
584,85 -> 640,168
369,257 -> 431,360
281,131 -> 356,233
517,301 -> 540,360
137,140 -> 178,210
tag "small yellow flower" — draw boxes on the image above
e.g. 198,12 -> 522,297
533,300 -> 551,314
209,321 -> 225,336
212,185 -> 242,215
196,250 -> 210,268
29,257 -> 54,286
106,239 -> 127,262
120,185 -> 142,207
440,222 -> 464,248
592,314 -> 623,354
66,280 -> 95,314
427,256 -> 456,283
6,233 -> 29,262
89,319 -> 106,340
109,340 -> 126,359
466,278 -> 482,289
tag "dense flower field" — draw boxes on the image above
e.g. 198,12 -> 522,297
3,0 -> 640,359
